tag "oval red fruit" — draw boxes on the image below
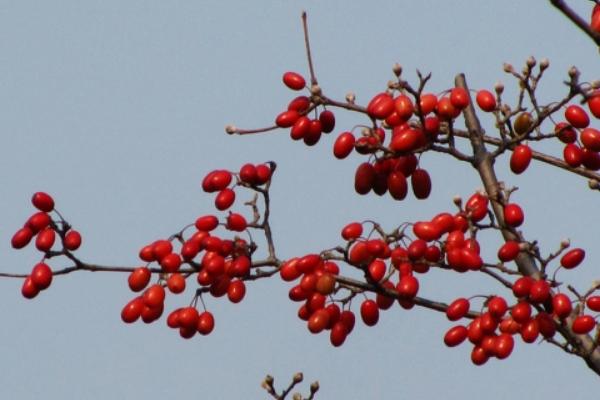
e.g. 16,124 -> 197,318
565,104 -> 589,128
32,192 -> 55,212
476,90 -> 496,112
560,248 -> 585,269
282,72 -> 306,91
510,144 -> 532,174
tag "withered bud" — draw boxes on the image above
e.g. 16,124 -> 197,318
293,372 -> 304,383
346,92 -> 356,104
452,195 -> 462,207
568,66 -> 579,79
540,58 -> 549,70
526,56 -> 536,68
494,81 -> 504,95
292,393 -> 302,400
310,84 -> 322,96
588,179 -> 600,189
560,239 -> 571,249
393,63 -> 402,76
310,381 -> 320,393
225,125 -> 237,134
503,63 -> 514,73
264,375 -> 274,386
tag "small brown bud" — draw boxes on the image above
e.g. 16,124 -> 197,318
560,239 -> 571,249
264,375 -> 274,386
310,84 -> 321,96
293,372 -> 304,383
526,56 -> 536,68
568,66 -> 579,79
503,63 -> 514,73
393,63 -> 402,76
292,393 -> 302,400
494,81 -> 504,95
225,125 -> 237,134
452,195 -> 462,207
540,58 -> 549,70
346,92 -> 356,104
310,381 -> 320,393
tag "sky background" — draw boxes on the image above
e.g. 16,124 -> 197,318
1,1 -> 599,398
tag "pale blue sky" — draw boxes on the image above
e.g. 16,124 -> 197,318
1,1 -> 599,398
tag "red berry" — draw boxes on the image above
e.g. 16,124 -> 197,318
360,299 -> 379,326
563,143 -> 583,167
215,188 -> 236,210
587,296 -> 600,312
560,248 -> 585,269
21,276 -> 40,299
121,297 -> 144,323
226,213 -> 247,232
412,221 -> 442,242
128,267 -> 152,292
555,122 -> 577,144
35,228 -> 56,252
503,203 -> 524,227
319,110 -> 336,133
195,215 -> 219,231
354,162 -> 375,195
341,222 -> 362,241
411,169 -> 432,199
580,128 -> 600,151
450,87 -> 469,109
510,144 -> 532,174
528,280 -> 551,303
282,72 -> 306,91
26,212 -> 51,233
552,293 -> 573,319
160,253 -> 182,273
152,240 -> 173,261
387,171 -> 408,200
31,192 -> 55,212
476,90 -> 496,112
197,311 -> 215,335
394,94 -> 414,119
31,262 -> 52,290
143,284 -> 166,308
588,92 -> 600,118
308,309 -> 330,334
227,280 -> 246,303
487,296 -> 508,319
239,164 -> 258,184
64,230 -> 82,251
167,273 -> 186,294
275,110 -> 300,128
444,325 -> 468,347
565,104 -> 590,128
418,93 -> 438,115
498,241 -> 520,262
572,315 -> 596,334
330,322 -> 349,347
333,132 -> 355,159
367,93 -> 395,120
255,164 -> 272,184
446,298 -> 470,321
11,227 -> 34,249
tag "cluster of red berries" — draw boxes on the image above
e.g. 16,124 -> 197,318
338,88 -> 473,201
444,246 -> 596,366
120,163 -> 272,339
11,192 -> 82,299
506,95 -> 600,175
275,72 -> 336,146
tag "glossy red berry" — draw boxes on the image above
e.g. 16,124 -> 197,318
572,315 -> 596,334
503,203 -> 524,227
227,280 -> 246,303
143,284 -> 166,309
197,311 -> 215,335
580,128 -> 600,152
215,188 -> 236,210
360,299 -> 379,326
411,169 -> 432,199
510,144 -> 532,174
563,143 -> 583,167
449,87 -> 469,109
560,248 -> 585,269
552,293 -> 573,319
226,213 -> 247,232
444,325 -> 468,347
64,230 -> 82,251
31,192 -> 55,212
31,262 -> 53,290
35,228 -> 56,252
282,72 -> 306,91
11,227 -> 34,249
565,104 -> 589,128
354,162 -> 375,195
367,93 -> 395,120
167,273 -> 186,294
446,298 -> 470,321
554,122 -> 577,144
128,267 -> 152,292
333,132 -> 355,159
121,297 -> 144,323
26,212 -> 51,233
319,110 -> 336,133
498,241 -> 520,262
475,90 -> 496,112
